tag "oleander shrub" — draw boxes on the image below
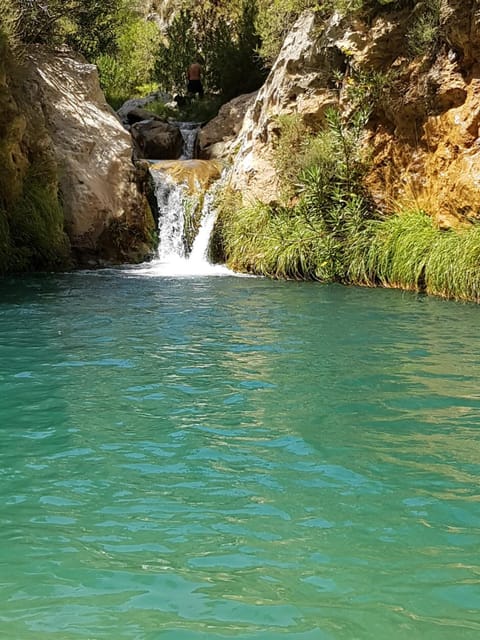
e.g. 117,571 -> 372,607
217,105 -> 374,279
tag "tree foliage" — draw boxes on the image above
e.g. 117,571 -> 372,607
5,0 -> 131,58
155,0 -> 267,101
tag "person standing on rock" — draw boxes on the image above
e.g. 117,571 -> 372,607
187,61 -> 204,99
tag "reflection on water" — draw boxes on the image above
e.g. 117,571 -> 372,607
0,275 -> 480,639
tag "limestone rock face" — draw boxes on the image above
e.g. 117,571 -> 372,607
28,48 -> 154,264
228,11 -> 338,203
228,1 -> 480,225
364,0 -> 480,225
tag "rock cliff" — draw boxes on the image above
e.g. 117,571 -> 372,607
227,1 -> 480,228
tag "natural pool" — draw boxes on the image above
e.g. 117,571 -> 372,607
1,272 -> 479,639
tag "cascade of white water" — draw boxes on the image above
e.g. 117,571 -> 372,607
188,192 -> 216,264
138,166 -> 232,277
176,122 -> 201,160
151,172 -> 187,261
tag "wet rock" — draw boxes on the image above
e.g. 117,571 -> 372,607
131,120 -> 183,160
126,107 -> 164,125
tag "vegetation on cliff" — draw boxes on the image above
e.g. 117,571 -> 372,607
216,102 -> 480,302
212,0 -> 480,303
0,18 -> 71,274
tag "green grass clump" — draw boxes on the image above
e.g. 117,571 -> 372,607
348,210 -> 438,290
219,196 -> 480,302
218,194 -> 366,282
425,225 -> 480,302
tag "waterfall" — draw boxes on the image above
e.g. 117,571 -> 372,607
151,172 -> 187,261
176,122 -> 201,160
189,193 -> 217,264
131,163 -> 232,277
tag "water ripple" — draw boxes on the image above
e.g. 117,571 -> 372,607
1,276 -> 480,638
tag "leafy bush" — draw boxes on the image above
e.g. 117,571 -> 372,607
2,1 -> 161,108
96,16 -> 161,107
9,0 -> 130,56
217,105 -> 373,280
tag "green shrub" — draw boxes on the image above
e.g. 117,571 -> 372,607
218,105 -> 373,280
96,17 -> 161,107
10,0 -> 130,57
407,0 -> 441,58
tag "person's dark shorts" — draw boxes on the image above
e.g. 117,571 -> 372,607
187,79 -> 203,96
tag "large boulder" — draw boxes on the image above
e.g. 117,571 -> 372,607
0,43 -> 72,273
125,107 -> 163,126
131,120 -> 183,160
27,47 -> 155,265
197,91 -> 258,159
117,91 -> 171,125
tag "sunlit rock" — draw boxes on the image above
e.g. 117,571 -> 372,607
150,159 -> 223,193
228,11 -> 338,204
198,91 -> 258,160
28,47 -> 155,265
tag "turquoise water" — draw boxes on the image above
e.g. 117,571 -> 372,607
1,272 -> 480,639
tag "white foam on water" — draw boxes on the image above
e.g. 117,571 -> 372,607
123,258 -> 235,278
